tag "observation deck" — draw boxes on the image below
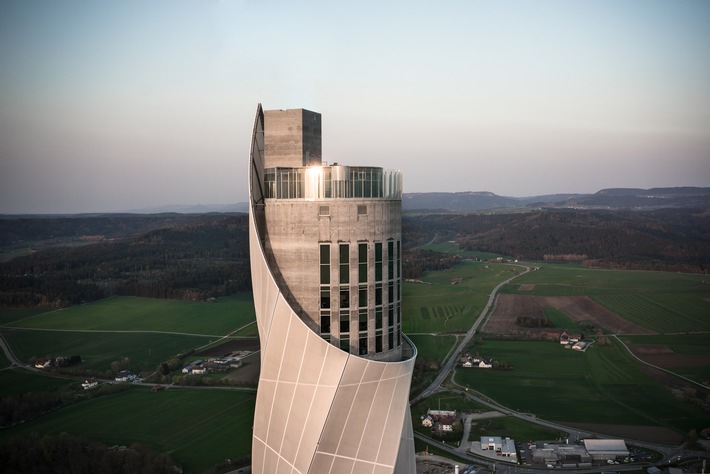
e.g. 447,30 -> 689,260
263,164 -> 402,200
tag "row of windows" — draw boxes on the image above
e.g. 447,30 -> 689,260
320,242 -> 398,286
263,166 -> 402,200
325,328 -> 401,356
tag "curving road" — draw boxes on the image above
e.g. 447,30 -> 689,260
411,264 -> 530,405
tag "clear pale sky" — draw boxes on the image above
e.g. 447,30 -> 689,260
1,0 -> 709,214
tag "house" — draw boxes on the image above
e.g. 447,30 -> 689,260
462,360 -> 473,368
560,331 -> 570,344
479,359 -> 492,369
421,415 -> 433,428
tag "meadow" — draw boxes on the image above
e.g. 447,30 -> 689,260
453,339 -> 709,436
402,261 -> 524,334
0,386 -> 256,473
5,293 -> 256,335
467,415 -> 565,443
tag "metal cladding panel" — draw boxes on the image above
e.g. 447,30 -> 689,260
362,361 -> 386,382
308,453 -> 335,473
315,384 -> 358,453
267,381 -> 296,449
279,383 -> 316,463
339,380 -> 379,458
393,405 -> 416,474
252,378 -> 276,442
330,457 -> 356,473
293,385 -> 336,471
298,330 -> 329,385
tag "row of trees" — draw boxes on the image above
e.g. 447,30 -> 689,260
0,433 -> 179,474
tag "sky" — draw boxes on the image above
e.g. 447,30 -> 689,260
1,0 -> 709,214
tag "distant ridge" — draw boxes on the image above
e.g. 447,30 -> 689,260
10,188 -> 704,216
123,203 -> 249,214
402,187 -> 710,211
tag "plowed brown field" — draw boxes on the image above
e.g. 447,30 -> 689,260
483,294 -> 655,336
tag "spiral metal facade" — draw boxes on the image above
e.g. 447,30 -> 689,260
249,104 -> 417,473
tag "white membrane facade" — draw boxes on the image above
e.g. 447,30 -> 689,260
249,104 -> 417,473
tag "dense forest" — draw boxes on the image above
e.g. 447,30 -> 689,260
404,208 -> 710,272
1,208 -> 708,308
0,214 -> 250,308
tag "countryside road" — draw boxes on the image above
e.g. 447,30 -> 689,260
410,264 -> 530,405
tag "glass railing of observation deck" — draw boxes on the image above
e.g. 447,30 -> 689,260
264,165 -> 402,200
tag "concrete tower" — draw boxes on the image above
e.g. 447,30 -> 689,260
249,104 -> 417,473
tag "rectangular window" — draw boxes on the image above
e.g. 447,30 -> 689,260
339,243 -> 349,284
388,281 -> 394,304
359,309 -> 368,332
388,240 -> 394,281
320,288 -> 330,309
396,327 -> 401,347
375,333 -> 382,353
375,242 -> 382,282
388,329 -> 394,350
358,243 -> 367,283
320,312 -> 330,334
320,244 -> 330,285
319,205 -> 330,216
339,287 -> 349,309
375,283 -> 382,306
375,308 -> 382,330
340,311 -> 350,333
357,204 -> 367,215
358,285 -> 367,308
388,305 -> 394,328
396,241 -> 400,278
359,336 -> 368,355
340,336 -> 350,353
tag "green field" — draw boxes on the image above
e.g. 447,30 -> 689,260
2,330 -> 216,373
543,307 -> 583,334
403,261 -> 524,334
453,339 -> 709,435
0,307 -> 48,325
408,334 -> 458,362
468,415 -> 565,442
0,386 -> 255,473
5,293 -> 256,335
0,369 -> 74,397
618,333 -> 710,382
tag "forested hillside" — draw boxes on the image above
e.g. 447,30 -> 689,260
1,208 -> 708,308
0,215 -> 250,308
404,208 -> 710,272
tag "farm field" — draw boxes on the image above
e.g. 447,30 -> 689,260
0,369 -> 73,397
5,293 -> 256,335
2,329 -> 215,373
0,386 -> 256,473
402,261 -> 524,334
453,339 -> 709,443
407,334 -> 458,362
620,334 -> 710,383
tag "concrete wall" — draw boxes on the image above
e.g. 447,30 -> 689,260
263,198 -> 403,361
264,108 -> 321,168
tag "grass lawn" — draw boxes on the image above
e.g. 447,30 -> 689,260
5,293 -> 256,335
0,308 -> 48,325
453,339 -> 710,436
0,386 -> 256,474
